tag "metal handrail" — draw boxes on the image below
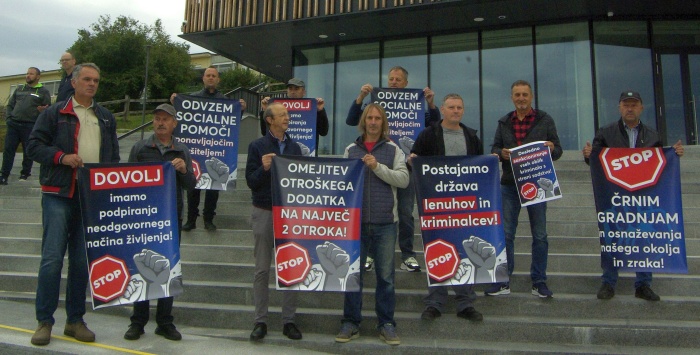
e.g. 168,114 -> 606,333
117,121 -> 153,140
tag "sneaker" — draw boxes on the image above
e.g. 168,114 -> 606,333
597,283 -> 615,300
204,220 -> 217,231
0,176 -> 7,185
420,306 -> 441,321
30,322 -> 52,346
250,322 -> 267,341
155,324 -> 182,340
335,322 -> 359,343
400,257 -> 421,272
283,323 -> 302,340
484,282 -> 510,296
64,321 -> 95,342
635,285 -> 660,301
124,324 -> 145,340
379,323 -> 400,346
532,282 -> 554,298
19,174 -> 30,181
457,307 -> 483,322
364,256 -> 374,271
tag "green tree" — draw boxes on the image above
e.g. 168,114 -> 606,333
218,66 -> 271,93
69,15 -> 193,102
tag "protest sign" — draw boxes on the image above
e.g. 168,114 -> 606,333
591,147 -> 687,273
371,88 -> 426,157
270,98 -> 318,156
413,155 -> 508,286
272,156 -> 365,292
78,162 -> 182,309
509,141 -> 562,206
173,94 -> 240,190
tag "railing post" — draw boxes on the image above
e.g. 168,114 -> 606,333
123,95 -> 130,122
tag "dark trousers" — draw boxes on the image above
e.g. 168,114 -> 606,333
187,188 -> 219,221
1,120 -> 34,177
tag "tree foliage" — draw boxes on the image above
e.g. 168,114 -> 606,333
218,67 -> 271,93
69,15 -> 193,102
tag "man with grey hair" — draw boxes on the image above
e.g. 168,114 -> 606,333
27,63 -> 120,346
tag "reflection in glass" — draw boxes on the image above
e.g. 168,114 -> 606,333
430,33 -> 480,133
382,38 -> 428,88
660,55 -> 686,144
482,28 -> 534,149
294,47 -> 335,154
593,22 -> 654,129
536,22 -> 594,150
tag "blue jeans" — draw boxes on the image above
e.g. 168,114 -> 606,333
343,223 -> 397,328
502,184 -> 548,284
396,176 -> 416,260
35,194 -> 88,325
601,252 -> 652,288
1,120 -> 34,177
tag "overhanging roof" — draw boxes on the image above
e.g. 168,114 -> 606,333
180,0 -> 700,80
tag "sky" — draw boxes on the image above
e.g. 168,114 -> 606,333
0,0 -> 207,77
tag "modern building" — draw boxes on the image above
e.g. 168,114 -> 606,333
180,0 -> 700,155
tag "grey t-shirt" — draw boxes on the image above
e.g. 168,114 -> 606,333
443,127 -> 467,156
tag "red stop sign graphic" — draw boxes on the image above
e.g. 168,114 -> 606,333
600,147 -> 666,191
89,255 -> 130,302
276,242 -> 311,286
191,160 -> 202,180
520,182 -> 537,200
424,239 -> 459,282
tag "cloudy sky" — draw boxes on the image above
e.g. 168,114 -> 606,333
0,0 -> 207,77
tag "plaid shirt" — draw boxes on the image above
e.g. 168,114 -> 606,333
511,109 -> 536,146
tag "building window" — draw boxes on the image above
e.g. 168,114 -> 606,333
536,22 -> 594,150
430,33 -> 480,132
382,38 -> 428,88
593,21 -> 654,129
293,47 -> 335,154
334,42 -> 379,153
481,27 -> 534,149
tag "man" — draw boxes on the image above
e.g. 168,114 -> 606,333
487,80 -> 562,298
259,78 -> 329,151
409,94 -> 484,323
245,102 -> 303,341
582,91 -> 684,301
172,66 -> 247,232
336,103 -> 409,346
56,52 -> 76,102
27,63 -> 120,346
124,104 -> 196,341
1,67 -> 51,185
346,66 -> 439,272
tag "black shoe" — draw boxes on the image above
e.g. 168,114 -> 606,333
124,324 -> 144,340
597,283 -> 615,300
250,323 -> 267,341
19,174 -> 30,181
155,324 -> 182,341
421,306 -> 441,321
457,307 -> 483,322
0,176 -> 7,185
182,218 -> 196,231
283,323 -> 302,340
635,285 -> 660,301
204,220 -> 217,231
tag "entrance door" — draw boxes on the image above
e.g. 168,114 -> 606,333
657,50 -> 700,144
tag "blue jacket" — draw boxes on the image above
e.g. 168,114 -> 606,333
27,99 -> 120,198
246,131 -> 303,210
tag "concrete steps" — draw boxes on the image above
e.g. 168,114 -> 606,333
1,147 -> 700,353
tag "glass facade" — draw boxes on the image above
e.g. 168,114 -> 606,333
291,20 -> 699,154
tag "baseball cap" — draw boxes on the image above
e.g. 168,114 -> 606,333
153,103 -> 176,116
619,91 -> 642,103
286,78 -> 305,87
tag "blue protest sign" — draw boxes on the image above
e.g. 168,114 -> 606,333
271,156 -> 365,292
413,155 -> 508,286
270,98 -> 318,156
509,141 -> 562,206
590,147 -> 687,273
78,162 -> 182,309
371,88 -> 426,157
173,94 -> 240,190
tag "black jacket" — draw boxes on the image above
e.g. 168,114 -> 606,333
491,109 -> 562,185
585,118 -> 662,165
412,121 -> 483,157
246,131 -> 303,210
